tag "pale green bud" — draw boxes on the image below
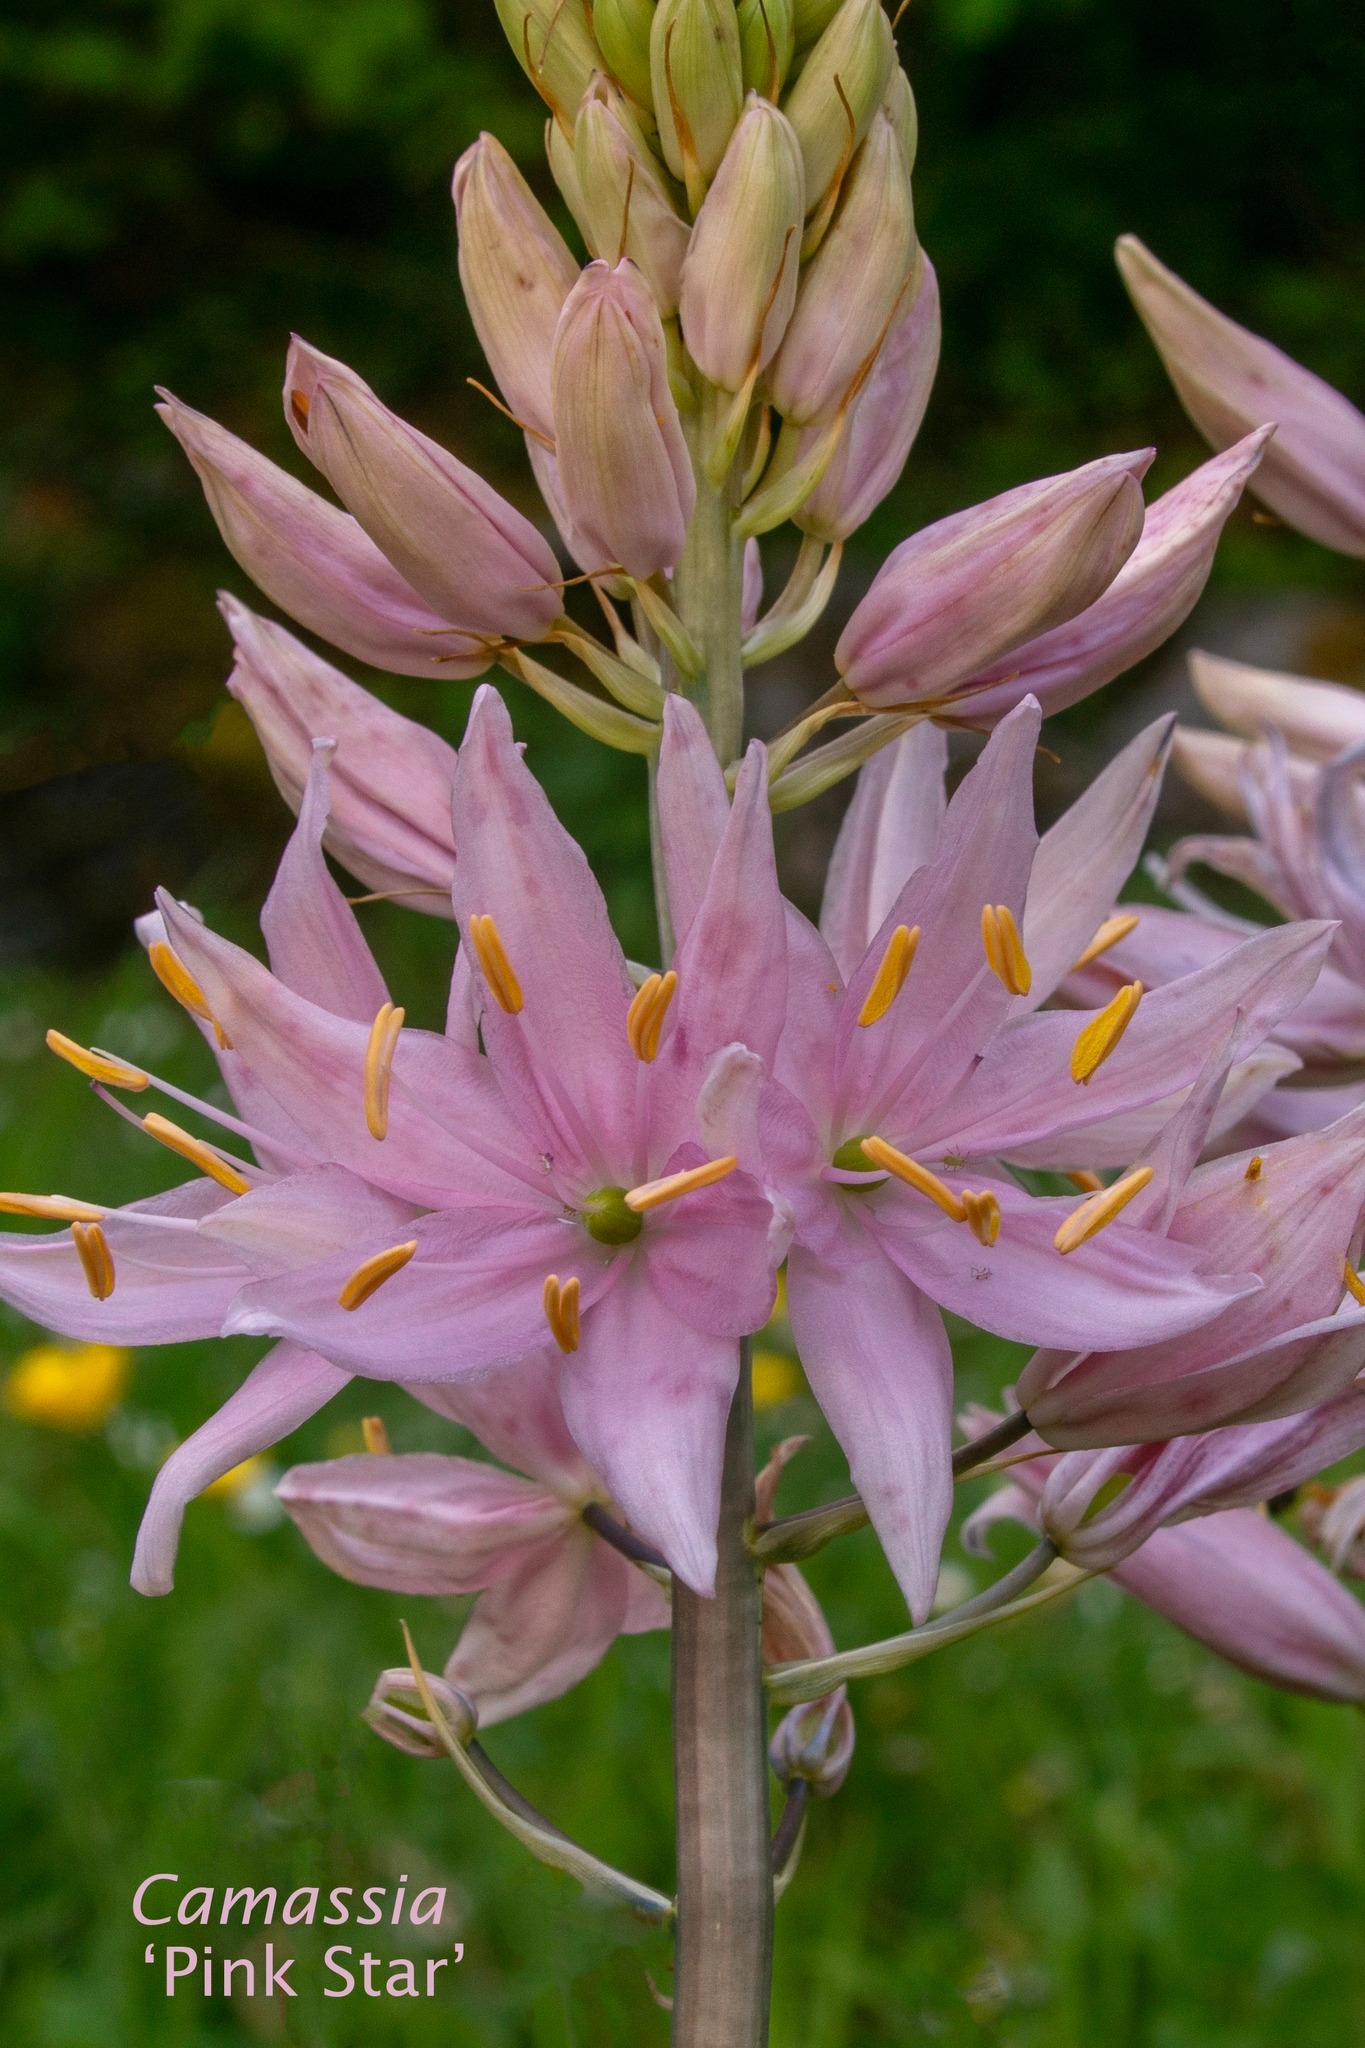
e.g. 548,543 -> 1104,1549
575,75 -> 691,313
546,112 -> 596,243
495,0 -> 604,126
781,0 -> 894,218
680,94 -> 805,389
650,0 -> 745,208
592,0 -> 658,108
882,63 -> 917,172
792,0 -> 843,47
737,0 -> 795,95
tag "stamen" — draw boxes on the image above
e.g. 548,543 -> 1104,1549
1071,911 -> 1140,972
858,925 -> 921,1028
364,1002 -> 405,1140
1070,981 -> 1143,1084
71,1221 -> 115,1300
1244,1155 -> 1264,1183
627,971 -> 678,1062
1064,1169 -> 1104,1194
290,389 -> 310,431
361,1416 -> 393,1454
148,941 -> 232,1048
467,914 -> 524,1014
624,1156 -> 739,1214
0,1192 -> 106,1223
981,904 -> 1032,996
1054,1166 -> 1154,1255
46,1030 -> 148,1091
339,1240 -> 419,1312
1344,1262 -> 1365,1308
961,1190 -> 1001,1247
543,1273 -> 581,1353
858,1138 -> 965,1222
141,1112 -> 253,1196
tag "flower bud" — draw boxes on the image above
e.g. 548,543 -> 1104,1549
574,74 -> 691,314
792,0 -> 843,46
365,1666 -> 477,1757
453,133 -> 580,443
551,259 -> 697,576
737,0 -> 795,94
650,0 -> 745,205
495,0 -> 603,125
591,0 -> 658,107
794,252 -> 939,539
836,449 -> 1151,708
768,111 -> 918,425
781,0 -> 894,219
679,95 -> 805,389
882,62 -> 917,172
545,110 -> 594,238
769,1688 -> 856,1795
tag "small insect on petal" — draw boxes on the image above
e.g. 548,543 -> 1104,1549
1070,910 -> 1140,972
961,1190 -> 1001,1247
364,1002 -> 405,1140
858,1138 -> 966,1222
141,1113 -> 253,1197
543,1273 -> 582,1353
71,1222 -> 115,1301
627,970 -> 678,1061
339,1241 -> 419,1312
1343,1261 -> 1365,1309
1053,1166 -> 1154,1255
45,1030 -> 149,1092
624,1156 -> 739,1214
1070,981 -> 1143,1084
467,914 -> 524,1014
1244,1155 -> 1264,1183
858,924 -> 920,1027
981,904 -> 1032,996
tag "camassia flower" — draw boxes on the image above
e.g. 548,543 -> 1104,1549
0,688 -> 790,1595
657,693 -> 1333,1617
278,1353 -> 669,1729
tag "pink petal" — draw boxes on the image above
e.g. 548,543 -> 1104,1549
408,1347 -> 597,1498
445,1533 -> 634,1725
656,694 -> 731,944
197,1164 -> 423,1279
259,741 -> 392,1022
819,720 -> 947,979
645,1154 -> 782,1338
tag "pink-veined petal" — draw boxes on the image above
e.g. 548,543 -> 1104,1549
259,740 -> 392,1022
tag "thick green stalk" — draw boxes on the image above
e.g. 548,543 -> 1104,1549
670,388 -> 748,766
671,1348 -> 773,2047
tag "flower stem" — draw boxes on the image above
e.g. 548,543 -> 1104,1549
671,1345 -> 773,2047
672,388 -> 747,767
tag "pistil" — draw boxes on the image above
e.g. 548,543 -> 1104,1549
364,1002 -> 405,1140
981,904 -> 1032,996
1053,1166 -> 1153,1254
338,1240 -> 419,1311
858,925 -> 920,1027
467,914 -> 524,1014
1070,981 -> 1143,1083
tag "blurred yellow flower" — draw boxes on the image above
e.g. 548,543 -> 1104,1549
751,1348 -> 803,1409
205,1454 -> 269,1499
2,1342 -> 131,1431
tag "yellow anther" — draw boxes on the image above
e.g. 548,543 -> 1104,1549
71,1221 -> 115,1301
363,1002 -> 405,1140
1053,1166 -> 1154,1255
1344,1262 -> 1365,1308
0,1192 -> 106,1223
624,1156 -> 739,1214
361,1416 -> 393,1454
981,904 -> 1032,996
961,1190 -> 1001,1247
543,1273 -> 582,1354
467,913 -> 524,1015
1064,1169 -> 1104,1194
148,940 -> 212,1021
338,1240 -> 419,1312
1070,981 -> 1143,1085
858,1137 -> 966,1222
1244,1155 -> 1264,1183
858,925 -> 921,1027
1071,911 -> 1140,972
627,970 -> 678,1062
45,1030 -> 149,1092
141,1112 -> 253,1196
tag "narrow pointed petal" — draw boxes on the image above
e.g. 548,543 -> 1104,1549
132,1343 -> 350,1595
786,1228 -> 952,1622
1170,725 -> 1257,821
156,393 -> 484,677
819,720 -> 946,978
559,1259 -> 738,1593
285,338 -> 562,643
1117,236 -> 1365,557
408,1348 -> 596,1497
951,433 -> 1274,724
222,598 -> 457,910
196,1165 -> 423,1280
259,742 -> 392,1022
656,693 -> 732,944
446,1536 -> 636,1725
1189,649 -> 1365,759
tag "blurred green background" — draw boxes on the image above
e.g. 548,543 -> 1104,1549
2,0 -> 1365,2041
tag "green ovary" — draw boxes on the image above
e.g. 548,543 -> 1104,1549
582,1186 -> 644,1246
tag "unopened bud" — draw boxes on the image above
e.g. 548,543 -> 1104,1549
552,258 -> 697,576
495,0 -> 604,125
591,0 -> 658,107
882,62 -> 917,173
650,0 -> 745,206
364,1666 -> 477,1758
792,0 -> 843,46
680,94 -> 805,388
738,0 -> 795,95
781,0 -> 894,219
769,110 -> 918,424
769,1689 -> 856,1795
546,111 -> 594,240
453,134 -> 580,443
575,74 -> 691,315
